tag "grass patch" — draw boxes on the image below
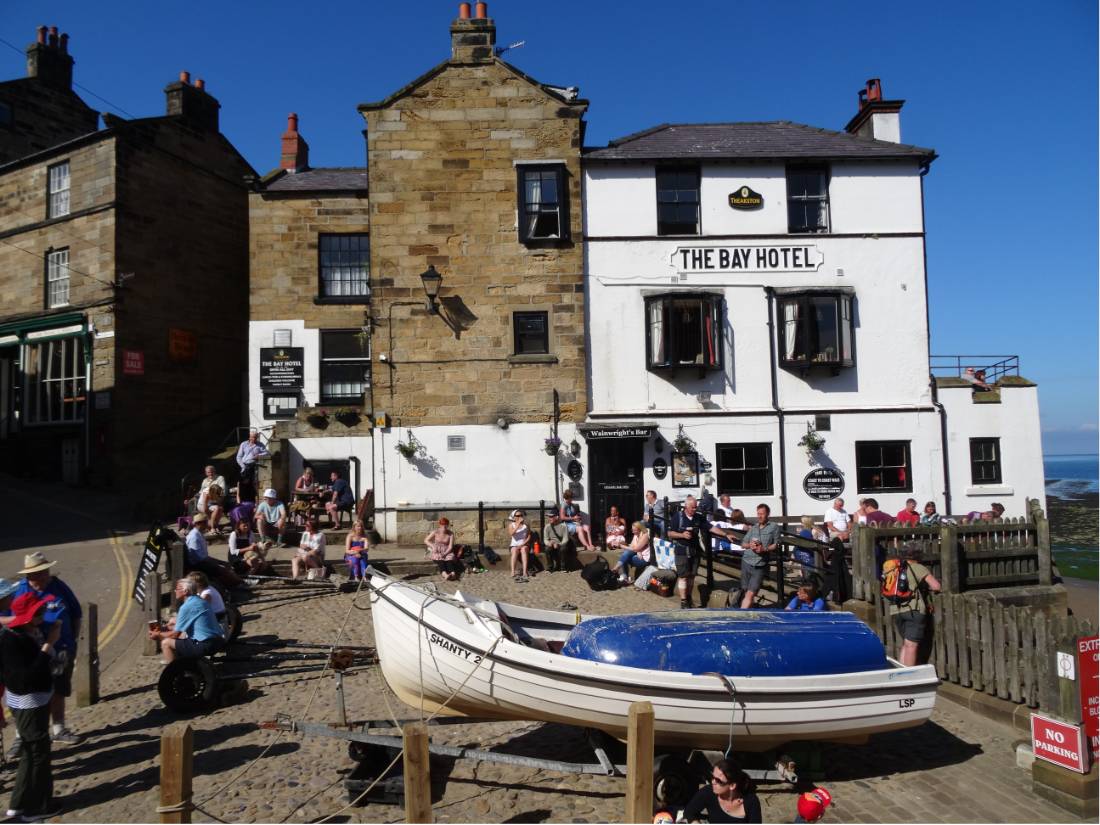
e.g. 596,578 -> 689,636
1054,546 -> 1099,582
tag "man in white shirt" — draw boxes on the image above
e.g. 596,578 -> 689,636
824,498 -> 851,542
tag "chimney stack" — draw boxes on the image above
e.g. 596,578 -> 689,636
280,113 -> 310,173
165,71 -> 221,132
450,1 -> 495,63
26,24 -> 74,91
844,78 -> 904,143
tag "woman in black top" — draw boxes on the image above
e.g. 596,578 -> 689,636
682,759 -> 762,824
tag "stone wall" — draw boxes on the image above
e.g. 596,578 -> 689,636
360,53 -> 588,429
0,82 -> 99,164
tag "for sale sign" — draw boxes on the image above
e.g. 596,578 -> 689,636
1031,713 -> 1089,773
1079,635 -> 1099,757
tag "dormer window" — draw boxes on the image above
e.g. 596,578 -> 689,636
776,289 -> 853,368
645,293 -> 722,371
517,164 -> 569,243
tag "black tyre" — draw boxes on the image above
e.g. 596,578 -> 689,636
653,753 -> 697,808
222,604 -> 243,642
158,658 -> 218,713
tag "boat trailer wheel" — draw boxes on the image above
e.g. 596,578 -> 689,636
158,657 -> 218,713
653,753 -> 695,808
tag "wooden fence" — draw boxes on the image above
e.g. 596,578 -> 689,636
864,590 -> 1094,709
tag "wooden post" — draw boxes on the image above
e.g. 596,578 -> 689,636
403,722 -> 432,824
159,724 -> 193,824
143,572 -> 162,657
625,701 -> 655,824
168,544 -> 185,612
1035,513 -> 1053,586
74,602 -> 98,707
938,523 -> 960,592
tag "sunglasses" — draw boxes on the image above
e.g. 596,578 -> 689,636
711,775 -> 730,786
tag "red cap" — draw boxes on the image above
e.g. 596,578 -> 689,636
8,592 -> 46,629
796,787 -> 833,823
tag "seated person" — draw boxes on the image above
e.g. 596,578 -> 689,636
149,578 -> 225,663
294,465 -> 318,495
709,510 -> 745,555
714,493 -> 734,519
196,465 -> 227,535
786,582 -> 826,612
228,519 -> 269,574
612,522 -> 651,584
682,759 -> 762,824
425,517 -> 460,582
919,500 -> 942,526
541,506 -> 573,573
188,571 -> 226,624
229,499 -> 255,530
185,514 -> 242,588
604,506 -> 627,550
560,490 -> 596,551
962,367 -> 993,391
345,519 -> 371,581
293,517 -> 327,579
795,516 -> 826,568
255,489 -> 287,547
324,471 -> 355,527
896,498 -> 920,526
824,498 -> 851,542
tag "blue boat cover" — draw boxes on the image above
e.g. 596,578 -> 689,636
560,610 -> 889,677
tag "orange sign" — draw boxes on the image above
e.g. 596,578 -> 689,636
168,328 -> 197,363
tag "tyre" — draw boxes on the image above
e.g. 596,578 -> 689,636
222,604 -> 243,642
158,658 -> 217,713
653,753 -> 696,808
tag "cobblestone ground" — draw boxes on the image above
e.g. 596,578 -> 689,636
34,566 -> 1090,824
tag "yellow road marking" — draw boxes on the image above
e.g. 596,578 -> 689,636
97,531 -> 133,649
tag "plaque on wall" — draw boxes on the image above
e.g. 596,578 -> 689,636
728,186 -> 764,210
672,452 -> 698,488
566,460 -> 583,481
803,467 -> 845,501
652,457 -> 668,480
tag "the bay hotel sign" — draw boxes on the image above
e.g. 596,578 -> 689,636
671,244 -> 824,275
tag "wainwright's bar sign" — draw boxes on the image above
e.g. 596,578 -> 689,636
672,244 -> 823,274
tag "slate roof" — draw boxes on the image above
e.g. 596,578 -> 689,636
262,167 -> 369,192
584,121 -> 936,163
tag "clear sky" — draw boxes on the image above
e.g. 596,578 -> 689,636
7,1 -> 1098,454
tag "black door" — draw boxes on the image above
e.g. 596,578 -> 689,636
588,438 -> 644,543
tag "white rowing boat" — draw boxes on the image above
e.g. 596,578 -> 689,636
367,571 -> 939,750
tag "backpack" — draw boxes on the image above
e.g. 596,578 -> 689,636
580,556 -> 619,591
880,559 -> 915,606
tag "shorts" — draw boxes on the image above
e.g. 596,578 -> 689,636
674,552 -> 700,578
174,637 -> 222,659
53,655 -> 75,698
741,562 -> 766,594
893,610 -> 928,643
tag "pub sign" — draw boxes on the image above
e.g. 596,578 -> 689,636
803,467 -> 845,501
260,347 -> 304,390
728,186 -> 763,210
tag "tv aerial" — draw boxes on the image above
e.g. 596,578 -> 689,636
494,40 -> 525,57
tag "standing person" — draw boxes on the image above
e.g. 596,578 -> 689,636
682,759 -> 762,824
11,553 -> 82,748
885,542 -> 941,667
823,498 -> 851,542
235,428 -> 269,503
644,490 -> 667,536
739,504 -> 780,609
668,495 -> 707,609
255,489 -> 287,548
508,510 -> 531,582
424,518 -> 459,582
345,520 -> 371,582
1,593 -> 61,821
861,498 -> 893,526
293,517 -> 327,580
896,498 -> 920,526
324,470 -> 355,528
541,507 -> 572,573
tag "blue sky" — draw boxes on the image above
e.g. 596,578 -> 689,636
7,1 -> 1098,454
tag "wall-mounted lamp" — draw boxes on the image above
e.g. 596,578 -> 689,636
420,265 -> 443,314
654,434 -> 665,454
570,438 -> 581,457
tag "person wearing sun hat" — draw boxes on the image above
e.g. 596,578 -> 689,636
10,552 -> 83,750
0,591 -> 62,820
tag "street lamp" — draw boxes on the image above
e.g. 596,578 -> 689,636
419,265 -> 443,314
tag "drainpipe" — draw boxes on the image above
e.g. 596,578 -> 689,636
764,288 -> 789,521
348,454 -> 361,503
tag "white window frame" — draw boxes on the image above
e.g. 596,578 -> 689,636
23,336 -> 86,425
46,248 -> 70,308
48,161 -> 71,219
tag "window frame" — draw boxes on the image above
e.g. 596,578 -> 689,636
786,165 -> 830,234
317,234 -> 370,303
969,437 -> 1002,485
777,291 -> 854,368
516,163 -> 570,244
22,335 -> 86,426
263,392 -> 300,420
45,247 -> 70,309
512,311 -> 550,355
656,165 -> 701,236
319,329 -> 371,406
715,442 -> 774,496
644,292 -> 723,372
47,160 -> 71,219
855,440 -> 913,493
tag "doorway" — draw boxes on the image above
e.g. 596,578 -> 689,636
587,438 -> 644,543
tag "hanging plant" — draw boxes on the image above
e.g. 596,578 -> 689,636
673,424 -> 696,454
306,409 -> 330,429
333,407 -> 361,427
395,430 -> 424,460
544,435 -> 562,456
797,423 -> 826,456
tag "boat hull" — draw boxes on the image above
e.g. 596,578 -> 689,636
368,574 -> 939,751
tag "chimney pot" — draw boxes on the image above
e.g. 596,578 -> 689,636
59,33 -> 69,54
475,2 -> 487,19
866,78 -> 882,103
179,70 -> 190,84
194,78 -> 205,90
280,112 -> 309,172
36,26 -> 47,45
458,2 -> 471,19
286,113 -> 299,133
47,26 -> 59,47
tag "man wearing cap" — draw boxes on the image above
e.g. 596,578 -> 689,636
235,429 -> 269,502
185,515 -> 242,589
255,489 -> 287,548
1,592 -> 61,820
148,578 -> 225,663
10,553 -> 82,748
541,506 -> 572,573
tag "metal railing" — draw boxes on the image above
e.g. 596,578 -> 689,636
929,355 -> 1020,382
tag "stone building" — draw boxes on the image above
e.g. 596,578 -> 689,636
0,26 -> 253,502
247,3 -> 589,543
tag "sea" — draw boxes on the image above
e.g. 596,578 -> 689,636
1045,453 -> 1099,582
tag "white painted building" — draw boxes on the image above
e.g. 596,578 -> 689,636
577,79 -> 1045,526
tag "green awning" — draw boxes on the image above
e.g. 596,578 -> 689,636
0,313 -> 86,342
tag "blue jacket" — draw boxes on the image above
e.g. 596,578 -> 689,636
13,577 -> 81,652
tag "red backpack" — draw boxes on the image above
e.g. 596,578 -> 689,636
881,558 -> 915,606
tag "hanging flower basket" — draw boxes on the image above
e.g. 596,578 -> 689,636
395,430 -> 424,460
544,436 -> 562,456
333,408 -> 361,427
306,410 -> 329,430
673,424 -> 696,454
797,424 -> 826,456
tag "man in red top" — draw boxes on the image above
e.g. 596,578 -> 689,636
895,498 -> 919,526
862,498 -> 894,526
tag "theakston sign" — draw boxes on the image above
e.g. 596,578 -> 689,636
672,244 -> 823,274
